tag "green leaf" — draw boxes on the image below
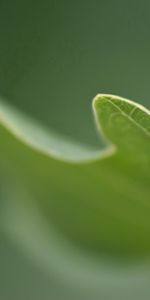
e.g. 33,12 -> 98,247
93,94 -> 150,164
0,94 -> 150,298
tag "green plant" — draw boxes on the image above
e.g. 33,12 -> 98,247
0,94 -> 150,299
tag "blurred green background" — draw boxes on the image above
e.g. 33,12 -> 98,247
1,0 -> 150,147
0,0 -> 150,298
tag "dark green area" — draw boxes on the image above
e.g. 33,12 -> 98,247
0,0 -> 150,145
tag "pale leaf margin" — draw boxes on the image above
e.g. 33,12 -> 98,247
0,95 -> 117,163
1,94 -> 150,164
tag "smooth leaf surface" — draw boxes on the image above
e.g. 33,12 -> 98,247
0,94 -> 150,299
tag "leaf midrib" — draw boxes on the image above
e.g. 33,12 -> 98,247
107,98 -> 150,138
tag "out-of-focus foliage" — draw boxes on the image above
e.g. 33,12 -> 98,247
1,0 -> 150,299
0,94 -> 150,299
